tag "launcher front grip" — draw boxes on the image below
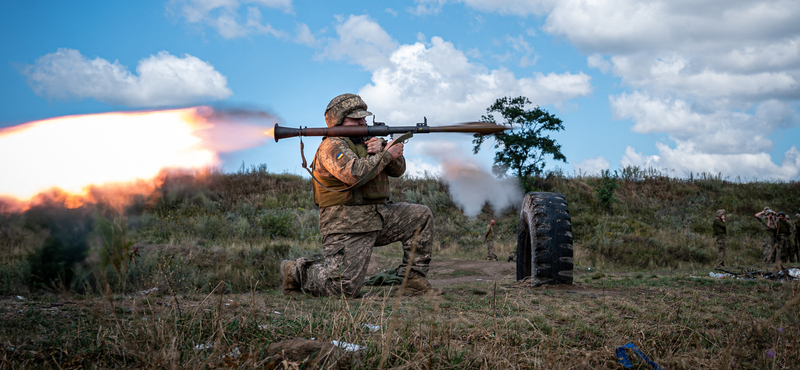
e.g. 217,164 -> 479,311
272,121 -> 507,142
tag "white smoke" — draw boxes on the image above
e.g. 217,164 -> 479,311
418,141 -> 523,217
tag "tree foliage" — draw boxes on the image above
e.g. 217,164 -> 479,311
473,96 -> 567,191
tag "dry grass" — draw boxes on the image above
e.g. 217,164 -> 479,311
2,167 -> 800,368
2,271 -> 798,369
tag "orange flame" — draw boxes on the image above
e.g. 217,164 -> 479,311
0,107 -> 273,209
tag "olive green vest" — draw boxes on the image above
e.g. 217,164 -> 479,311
777,219 -> 791,236
312,138 -> 391,208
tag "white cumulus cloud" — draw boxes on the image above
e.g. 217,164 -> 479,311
453,0 -> 800,179
318,15 -> 398,71
361,37 -> 590,123
22,48 -> 232,107
620,146 -> 661,169
573,156 -> 610,175
611,92 -> 798,155
405,158 -> 443,177
318,15 -> 591,124
171,0 -> 316,42
622,144 -> 800,181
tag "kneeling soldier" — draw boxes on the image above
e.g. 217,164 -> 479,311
280,94 -> 435,297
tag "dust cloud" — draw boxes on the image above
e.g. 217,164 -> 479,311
421,143 -> 522,217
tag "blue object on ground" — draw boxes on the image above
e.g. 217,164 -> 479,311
615,342 -> 664,369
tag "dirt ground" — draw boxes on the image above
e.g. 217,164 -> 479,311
367,256 -> 518,286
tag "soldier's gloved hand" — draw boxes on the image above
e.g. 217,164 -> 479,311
366,137 -> 383,154
386,140 -> 404,159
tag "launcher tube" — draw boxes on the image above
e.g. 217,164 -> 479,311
273,122 -> 507,142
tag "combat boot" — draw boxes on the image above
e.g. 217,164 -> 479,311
280,260 -> 301,294
401,275 -> 438,296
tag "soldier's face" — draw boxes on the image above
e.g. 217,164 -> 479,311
342,117 -> 367,126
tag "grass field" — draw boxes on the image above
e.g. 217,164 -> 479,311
2,266 -> 798,369
1,166 -> 799,368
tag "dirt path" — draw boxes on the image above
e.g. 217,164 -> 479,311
368,257 -> 517,286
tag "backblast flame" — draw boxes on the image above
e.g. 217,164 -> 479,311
0,106 -> 272,208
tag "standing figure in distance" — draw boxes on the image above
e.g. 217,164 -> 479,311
793,208 -> 800,263
484,219 -> 498,261
754,207 -> 777,264
713,209 -> 727,268
280,93 -> 435,297
774,211 -> 791,270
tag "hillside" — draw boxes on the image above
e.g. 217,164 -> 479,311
2,166 -> 800,368
2,165 -> 798,295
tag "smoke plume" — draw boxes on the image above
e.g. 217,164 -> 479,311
195,107 -> 278,153
421,142 -> 523,217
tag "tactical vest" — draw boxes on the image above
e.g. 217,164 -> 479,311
777,219 -> 791,235
312,137 -> 391,208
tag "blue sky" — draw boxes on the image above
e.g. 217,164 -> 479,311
2,0 -> 799,181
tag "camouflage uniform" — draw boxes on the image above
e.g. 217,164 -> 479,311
792,213 -> 800,262
713,210 -> 726,268
794,213 -> 800,263
757,215 -> 777,263
284,94 -> 434,297
774,216 -> 791,267
484,222 -> 497,261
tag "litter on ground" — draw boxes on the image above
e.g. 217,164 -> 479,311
194,344 -> 213,351
710,268 -> 800,281
361,323 -> 380,332
331,340 -> 365,352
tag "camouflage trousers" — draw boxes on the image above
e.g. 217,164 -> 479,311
794,233 -> 800,262
762,236 -> 776,263
770,235 -> 790,267
292,203 -> 433,297
486,240 -> 497,261
715,238 -> 726,268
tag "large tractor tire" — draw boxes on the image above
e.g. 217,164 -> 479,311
516,192 -> 573,286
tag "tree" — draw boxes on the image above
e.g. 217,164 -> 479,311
473,96 -> 567,191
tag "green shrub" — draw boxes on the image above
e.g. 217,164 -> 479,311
590,169 -> 620,213
257,211 -> 297,239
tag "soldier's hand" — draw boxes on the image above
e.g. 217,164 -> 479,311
386,140 -> 404,159
366,137 -> 383,154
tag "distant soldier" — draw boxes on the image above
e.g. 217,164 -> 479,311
755,207 -> 777,263
774,212 -> 791,270
793,208 -> 800,263
713,209 -> 727,268
484,220 -> 498,261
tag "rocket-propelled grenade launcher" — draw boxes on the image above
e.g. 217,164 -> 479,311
276,117 -> 509,193
273,117 -> 509,142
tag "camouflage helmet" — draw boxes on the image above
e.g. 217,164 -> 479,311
715,209 -> 726,217
324,93 -> 373,128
